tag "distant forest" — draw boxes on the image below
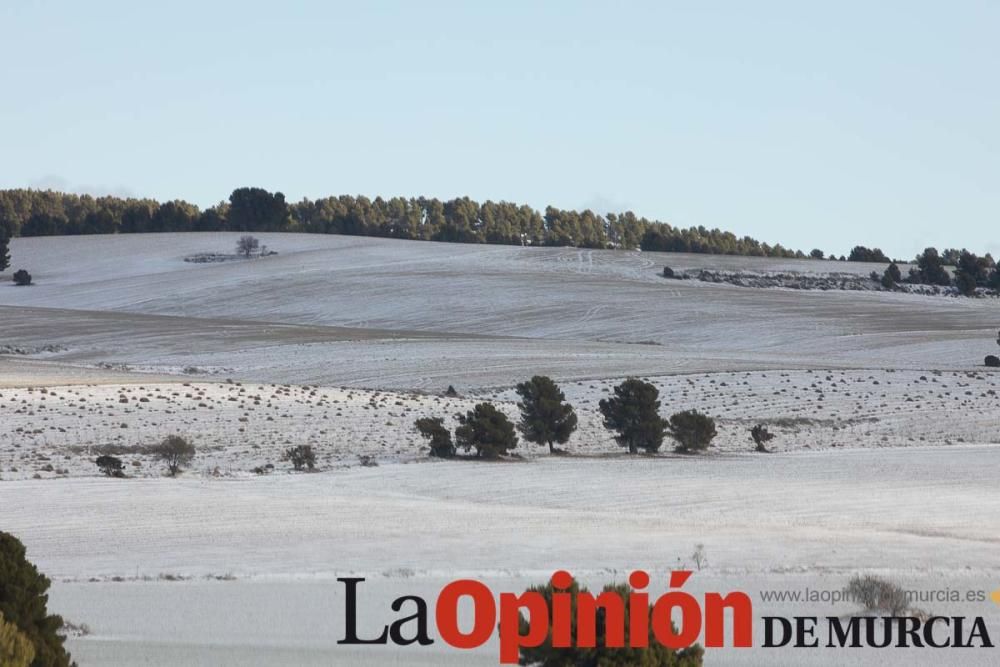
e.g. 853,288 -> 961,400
0,187 -> 809,258
0,189 -> 991,277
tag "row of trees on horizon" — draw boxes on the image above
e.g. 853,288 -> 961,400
0,187 -> 831,270
0,187 -> 989,274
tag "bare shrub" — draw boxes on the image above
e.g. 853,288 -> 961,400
236,235 -> 259,258
847,574 -> 909,615
149,435 -> 196,476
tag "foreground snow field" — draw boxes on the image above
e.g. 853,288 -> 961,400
2,234 -> 999,665
5,449 -> 1000,665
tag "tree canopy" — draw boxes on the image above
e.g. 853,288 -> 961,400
515,376 -> 578,453
0,187 -> 805,258
0,532 -> 73,667
454,403 -> 518,458
599,378 -> 667,454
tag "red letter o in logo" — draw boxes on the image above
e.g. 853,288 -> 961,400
436,580 -> 496,649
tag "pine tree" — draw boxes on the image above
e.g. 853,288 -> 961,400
515,376 -> 578,454
0,532 -> 73,667
0,612 -> 35,667
599,379 -> 667,454
454,403 -> 518,458
414,417 -> 455,458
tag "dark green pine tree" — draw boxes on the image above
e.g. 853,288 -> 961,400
515,376 -> 578,454
0,532 -> 74,667
455,403 -> 518,459
599,378 -> 667,454
414,417 -> 456,458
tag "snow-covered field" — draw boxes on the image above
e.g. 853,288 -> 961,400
2,233 -> 999,665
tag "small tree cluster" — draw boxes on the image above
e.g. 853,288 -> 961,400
12,269 -> 31,286
149,435 -> 195,476
283,445 -> 316,471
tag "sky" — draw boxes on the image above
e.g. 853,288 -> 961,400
1,0 -> 997,258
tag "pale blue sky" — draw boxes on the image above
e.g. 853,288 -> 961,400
1,1 -> 997,258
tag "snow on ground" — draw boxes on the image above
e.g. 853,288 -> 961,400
5,449 -> 1000,665
0,234 -> 995,389
2,234 -> 999,665
2,368 -> 999,480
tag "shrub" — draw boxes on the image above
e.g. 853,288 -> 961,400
454,403 -> 518,458
283,445 -> 316,471
517,576 -> 704,666
667,410 -> 717,453
0,532 -> 73,667
95,455 -> 124,478
662,266 -> 675,278
515,375 -> 577,454
847,574 -> 909,616
12,270 -> 31,286
985,355 -> 1000,368
599,378 -> 667,454
149,435 -> 195,476
691,543 -> 707,571
750,424 -> 774,453
0,612 -> 35,667
414,417 -> 455,458
444,385 -> 458,397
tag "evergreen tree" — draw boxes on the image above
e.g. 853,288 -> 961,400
667,410 -> 717,453
881,262 -> 901,288
454,403 -> 518,458
0,532 -> 73,667
514,376 -> 578,454
911,248 -> 952,286
0,612 -> 35,667
414,417 -> 455,458
228,187 -> 288,232
599,379 -> 667,454
954,250 -> 988,296
517,577 -> 704,666
847,246 -> 889,263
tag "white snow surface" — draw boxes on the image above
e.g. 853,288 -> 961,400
1,233 -> 999,666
